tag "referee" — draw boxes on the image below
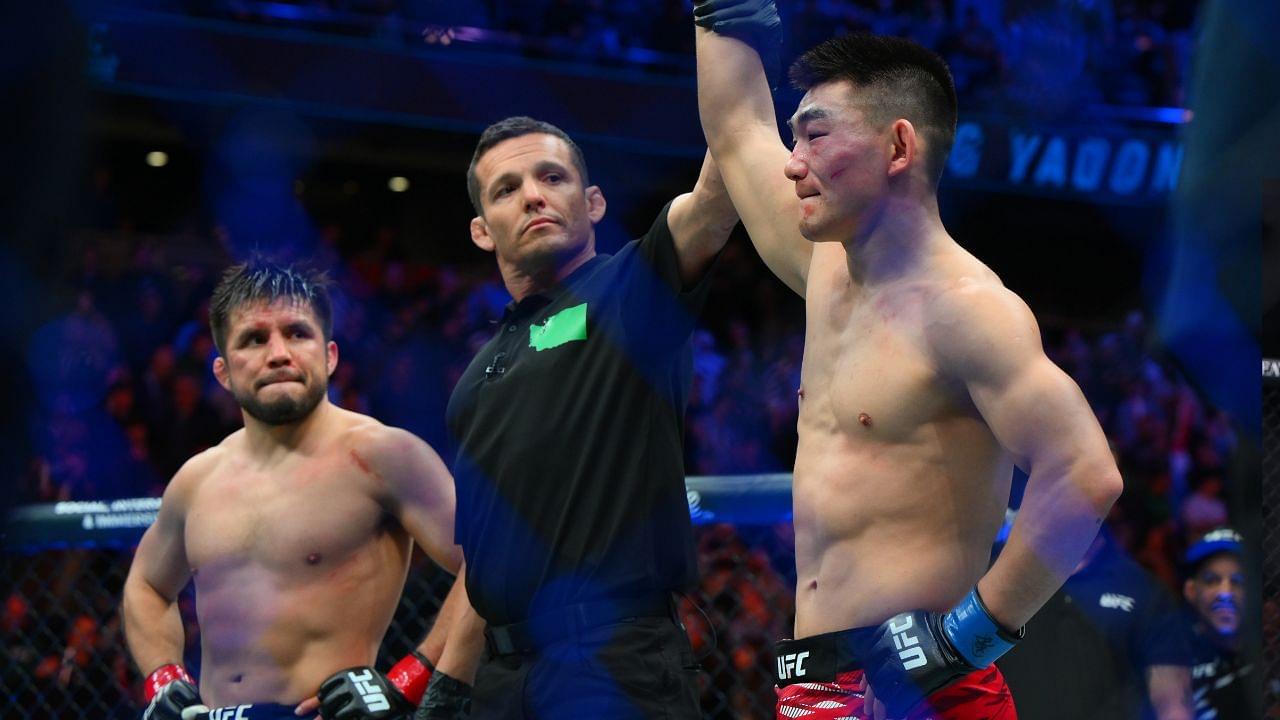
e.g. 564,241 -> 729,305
445,116 -> 737,719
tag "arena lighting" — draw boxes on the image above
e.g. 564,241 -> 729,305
145,151 -> 168,167
388,176 -> 410,192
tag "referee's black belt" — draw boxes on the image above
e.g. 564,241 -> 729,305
484,594 -> 673,656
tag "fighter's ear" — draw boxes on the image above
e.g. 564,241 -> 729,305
212,356 -> 231,391
470,216 -> 495,252
886,118 -> 917,179
585,185 -> 606,224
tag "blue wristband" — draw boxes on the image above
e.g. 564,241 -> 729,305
941,588 -> 1023,668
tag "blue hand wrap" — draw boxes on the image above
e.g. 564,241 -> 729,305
941,588 -> 1023,668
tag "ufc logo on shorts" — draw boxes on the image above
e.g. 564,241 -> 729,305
207,707 -> 249,720
889,616 -> 928,671
776,651 -> 810,680
347,669 -> 391,712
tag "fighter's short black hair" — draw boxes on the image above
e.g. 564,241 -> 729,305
209,259 -> 333,355
789,34 -> 958,186
466,116 -> 591,215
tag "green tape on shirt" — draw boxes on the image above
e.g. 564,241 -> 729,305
529,303 -> 588,351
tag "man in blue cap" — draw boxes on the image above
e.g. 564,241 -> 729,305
1182,527 -> 1255,719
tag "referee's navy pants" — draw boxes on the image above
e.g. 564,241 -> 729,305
471,615 -> 701,720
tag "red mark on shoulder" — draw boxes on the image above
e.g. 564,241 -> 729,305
349,449 -> 381,480
858,412 -> 872,427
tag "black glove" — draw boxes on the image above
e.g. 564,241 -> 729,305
317,666 -> 416,720
856,589 -> 1022,718
692,0 -> 783,88
414,670 -> 472,720
141,679 -> 208,720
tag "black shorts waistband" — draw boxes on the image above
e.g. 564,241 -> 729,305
485,593 -> 674,656
187,703 -> 315,720
774,627 -> 875,687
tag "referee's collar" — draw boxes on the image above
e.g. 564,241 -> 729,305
500,253 -> 607,321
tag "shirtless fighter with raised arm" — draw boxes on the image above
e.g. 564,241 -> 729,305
692,4 -> 1123,718
123,261 -> 477,720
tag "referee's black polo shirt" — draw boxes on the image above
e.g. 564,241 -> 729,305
446,202 -> 710,626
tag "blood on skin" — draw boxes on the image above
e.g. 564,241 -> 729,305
349,449 -> 373,475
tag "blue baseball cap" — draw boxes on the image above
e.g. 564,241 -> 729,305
1185,527 -> 1243,567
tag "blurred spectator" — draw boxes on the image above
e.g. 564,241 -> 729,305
941,6 -> 1003,104
1182,528 -> 1257,720
1180,475 -> 1229,539
682,524 -> 793,719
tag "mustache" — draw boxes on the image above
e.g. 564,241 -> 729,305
1210,598 -> 1237,613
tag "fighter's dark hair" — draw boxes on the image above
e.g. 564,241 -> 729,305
208,259 -> 333,355
789,34 -> 957,186
466,116 -> 591,215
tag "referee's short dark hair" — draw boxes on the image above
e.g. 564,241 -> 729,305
467,116 -> 591,215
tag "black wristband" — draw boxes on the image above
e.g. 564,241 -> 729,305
415,670 -> 472,720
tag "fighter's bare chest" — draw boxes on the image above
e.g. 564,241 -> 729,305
184,456 -> 388,572
798,278 -> 951,438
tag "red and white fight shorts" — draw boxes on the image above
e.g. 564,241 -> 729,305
776,666 -> 1015,720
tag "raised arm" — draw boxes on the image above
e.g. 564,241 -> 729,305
931,284 -> 1123,630
694,6 -> 811,294
666,151 -> 739,287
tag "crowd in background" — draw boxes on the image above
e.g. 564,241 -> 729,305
165,0 -> 1202,111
